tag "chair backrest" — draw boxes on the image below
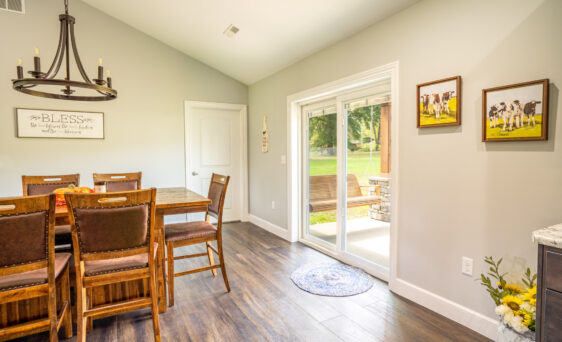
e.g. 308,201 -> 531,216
207,174 -> 230,224
65,189 -> 156,263
22,174 -> 80,196
93,172 -> 142,192
0,194 -> 55,279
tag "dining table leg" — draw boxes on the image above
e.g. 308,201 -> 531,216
155,213 -> 167,313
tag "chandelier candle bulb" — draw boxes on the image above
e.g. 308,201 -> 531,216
16,59 -> 23,79
33,48 -> 41,74
107,70 -> 112,88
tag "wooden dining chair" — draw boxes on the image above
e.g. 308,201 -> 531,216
165,173 -> 230,307
0,194 -> 72,341
21,174 -> 80,247
92,172 -> 142,192
65,189 -> 160,342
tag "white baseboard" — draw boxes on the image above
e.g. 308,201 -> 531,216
248,214 -> 290,241
390,278 -> 498,340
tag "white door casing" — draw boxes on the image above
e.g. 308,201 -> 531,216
185,101 -> 248,222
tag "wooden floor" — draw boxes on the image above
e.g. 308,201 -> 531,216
14,222 -> 491,342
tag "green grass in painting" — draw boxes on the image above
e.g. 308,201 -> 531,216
419,97 -> 458,126
308,151 -> 380,225
486,114 -> 543,139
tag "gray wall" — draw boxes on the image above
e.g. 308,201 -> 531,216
248,0 -> 562,320
0,0 -> 247,195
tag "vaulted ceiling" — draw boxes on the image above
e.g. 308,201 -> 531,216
83,0 -> 418,84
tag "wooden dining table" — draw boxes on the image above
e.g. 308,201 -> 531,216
54,187 -> 211,313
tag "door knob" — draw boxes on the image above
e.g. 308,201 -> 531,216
192,171 -> 199,176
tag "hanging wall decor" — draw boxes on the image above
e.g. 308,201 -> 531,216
417,76 -> 461,128
16,108 -> 104,139
261,115 -> 269,152
482,79 -> 549,142
11,0 -> 117,101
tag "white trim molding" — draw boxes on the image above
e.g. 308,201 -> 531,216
392,278 -> 499,340
184,101 -> 249,222
248,214 -> 290,240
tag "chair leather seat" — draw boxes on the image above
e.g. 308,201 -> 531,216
0,253 -> 71,291
84,243 -> 158,276
55,224 -> 72,245
165,221 -> 217,242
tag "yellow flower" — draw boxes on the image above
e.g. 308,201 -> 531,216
515,310 -> 533,326
502,295 -> 523,311
504,283 -> 523,293
521,286 -> 537,305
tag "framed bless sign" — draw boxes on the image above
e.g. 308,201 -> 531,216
16,108 -> 104,139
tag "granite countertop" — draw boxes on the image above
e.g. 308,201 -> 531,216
532,223 -> 562,248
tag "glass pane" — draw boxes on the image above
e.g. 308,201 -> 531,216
307,106 -> 337,246
345,103 -> 390,267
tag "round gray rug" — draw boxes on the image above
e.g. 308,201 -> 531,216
290,263 -> 374,296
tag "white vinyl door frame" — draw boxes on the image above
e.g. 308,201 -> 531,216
287,61 -> 399,283
184,101 -> 249,222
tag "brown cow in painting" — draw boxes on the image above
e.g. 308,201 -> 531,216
430,93 -> 442,118
420,94 -> 430,114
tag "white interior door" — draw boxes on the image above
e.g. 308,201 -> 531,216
185,102 -> 247,222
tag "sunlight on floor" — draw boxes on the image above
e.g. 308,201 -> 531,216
309,217 -> 390,267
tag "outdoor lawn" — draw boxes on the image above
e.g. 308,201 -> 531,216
309,151 -> 381,225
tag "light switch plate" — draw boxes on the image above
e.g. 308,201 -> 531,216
462,257 -> 473,276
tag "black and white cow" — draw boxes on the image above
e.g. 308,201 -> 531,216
502,100 -> 523,131
523,100 -> 541,126
488,105 -> 501,128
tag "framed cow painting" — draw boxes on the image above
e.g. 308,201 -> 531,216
417,76 -> 461,128
482,79 -> 549,142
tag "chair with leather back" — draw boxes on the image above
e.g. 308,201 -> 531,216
0,194 -> 72,341
92,172 -> 142,192
164,173 -> 231,307
65,188 -> 160,342
21,174 -> 80,247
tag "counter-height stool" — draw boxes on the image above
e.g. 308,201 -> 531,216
21,174 -> 80,247
0,194 -> 72,341
65,189 -> 160,342
92,172 -> 142,192
165,173 -> 230,307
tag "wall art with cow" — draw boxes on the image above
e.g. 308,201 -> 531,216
417,76 -> 461,128
482,79 -> 549,142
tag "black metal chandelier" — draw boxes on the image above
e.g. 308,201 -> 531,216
12,0 -> 117,101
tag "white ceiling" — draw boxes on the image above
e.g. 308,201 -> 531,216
82,0 -> 418,85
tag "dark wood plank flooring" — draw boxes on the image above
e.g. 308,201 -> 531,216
14,222 -> 491,342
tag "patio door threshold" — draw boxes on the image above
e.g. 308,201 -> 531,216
299,237 -> 389,282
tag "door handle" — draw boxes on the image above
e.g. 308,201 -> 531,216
192,171 -> 199,176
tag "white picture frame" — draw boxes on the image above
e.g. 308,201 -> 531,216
16,108 -> 104,139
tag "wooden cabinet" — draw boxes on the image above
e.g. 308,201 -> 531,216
537,244 -> 562,342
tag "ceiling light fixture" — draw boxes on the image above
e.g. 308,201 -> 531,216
12,0 -> 117,101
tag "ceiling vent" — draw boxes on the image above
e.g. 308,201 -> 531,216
223,24 -> 239,38
0,0 -> 25,14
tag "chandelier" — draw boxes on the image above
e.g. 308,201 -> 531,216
12,0 -> 117,101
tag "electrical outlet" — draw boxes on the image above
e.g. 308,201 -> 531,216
462,257 -> 473,276
271,201 -> 275,209
281,155 -> 286,165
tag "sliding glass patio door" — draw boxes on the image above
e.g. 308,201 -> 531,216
303,101 -> 338,248
302,81 -> 391,275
